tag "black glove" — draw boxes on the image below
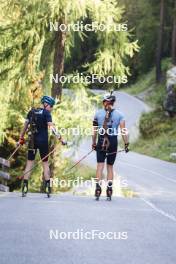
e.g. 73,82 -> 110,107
125,143 -> 129,153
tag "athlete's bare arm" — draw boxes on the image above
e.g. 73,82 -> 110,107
92,126 -> 98,144
48,122 -> 66,145
119,120 -> 129,145
20,120 -> 29,138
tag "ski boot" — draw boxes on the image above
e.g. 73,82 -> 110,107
106,181 -> 113,201
22,179 -> 28,197
45,180 -> 51,198
95,183 -> 102,201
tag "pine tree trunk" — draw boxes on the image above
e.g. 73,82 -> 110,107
172,0 -> 176,65
52,17 -> 66,100
51,18 -> 66,180
156,0 -> 165,82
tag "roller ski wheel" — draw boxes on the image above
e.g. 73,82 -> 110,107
22,192 -> 27,198
22,180 -> 28,198
95,183 -> 102,201
106,190 -> 112,201
106,183 -> 113,201
45,181 -> 51,198
107,195 -> 112,201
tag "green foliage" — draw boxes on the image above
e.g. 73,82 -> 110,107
139,111 -> 172,139
0,0 -> 138,191
119,0 -> 174,80
132,113 -> 176,162
85,0 -> 139,77
124,68 -> 155,95
127,57 -> 176,162
54,87 -> 96,139
0,0 -> 139,144
124,58 -> 172,108
0,0 -> 47,142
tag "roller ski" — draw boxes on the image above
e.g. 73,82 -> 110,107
45,180 -> 51,198
95,183 -> 102,201
22,179 -> 28,197
106,181 -> 113,201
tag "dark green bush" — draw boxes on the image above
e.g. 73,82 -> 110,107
139,111 -> 172,138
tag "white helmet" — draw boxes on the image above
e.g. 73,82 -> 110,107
102,92 -> 116,103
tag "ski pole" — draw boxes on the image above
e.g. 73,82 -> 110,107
67,148 -> 125,173
19,130 -> 67,180
8,144 -> 21,161
19,146 -> 58,180
66,149 -> 94,173
106,149 -> 125,156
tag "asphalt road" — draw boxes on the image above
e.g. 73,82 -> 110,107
0,91 -> 176,264
75,91 -> 176,220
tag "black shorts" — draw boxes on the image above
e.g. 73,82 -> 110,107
96,136 -> 118,165
28,141 -> 49,162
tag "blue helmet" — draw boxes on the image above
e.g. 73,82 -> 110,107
41,96 -> 55,107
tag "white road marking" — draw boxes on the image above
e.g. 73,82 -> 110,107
141,197 -> 176,222
118,160 -> 176,184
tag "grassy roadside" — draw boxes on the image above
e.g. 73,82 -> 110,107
123,59 -> 176,163
132,111 -> 176,162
